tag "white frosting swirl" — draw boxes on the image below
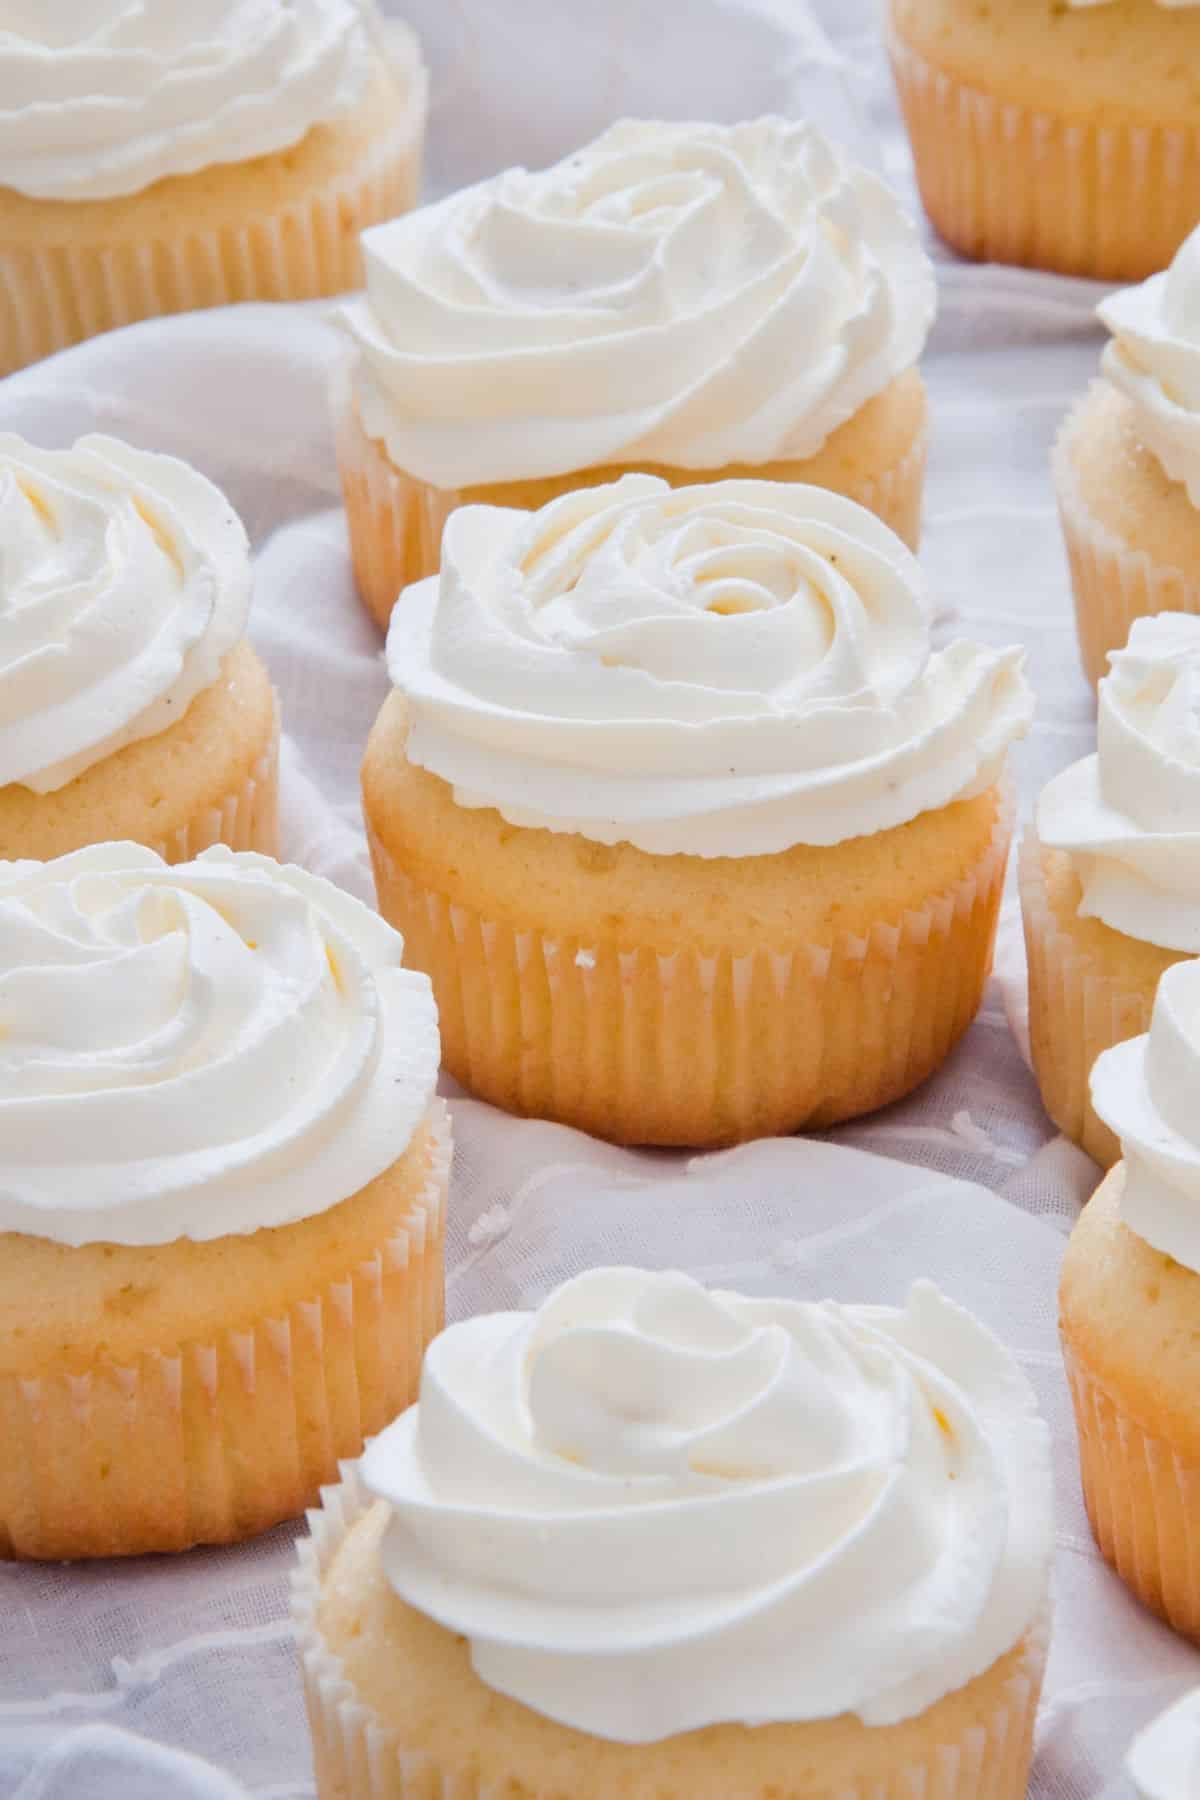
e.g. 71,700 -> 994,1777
343,116 -> 935,489
386,477 -> 1031,856
1128,1689 -> 1200,1800
0,843 -> 439,1247
0,435 -> 251,795
1092,959 -> 1200,1272
1037,613 -> 1200,952
1099,225 -> 1200,506
0,0 -> 371,202
361,1268 -> 1052,1742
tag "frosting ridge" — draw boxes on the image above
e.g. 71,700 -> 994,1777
343,116 -> 935,488
0,843 -> 439,1246
1127,1688 -> 1200,1800
361,1267 -> 1053,1742
386,476 -> 1031,856
1100,224 -> 1200,505
1038,613 -> 1200,952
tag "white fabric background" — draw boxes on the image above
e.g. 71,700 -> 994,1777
0,0 -> 1195,1793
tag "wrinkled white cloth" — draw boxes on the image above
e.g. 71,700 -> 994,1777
0,1 -> 1196,1795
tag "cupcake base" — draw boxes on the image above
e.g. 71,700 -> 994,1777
293,1468 -> 1048,1800
0,35 -> 427,377
337,366 -> 929,631
0,1102 -> 449,1562
364,704 -> 1012,1147
1061,1166 -> 1200,1644
1054,382 -> 1200,687
888,20 -> 1200,281
1019,830 -> 1181,1170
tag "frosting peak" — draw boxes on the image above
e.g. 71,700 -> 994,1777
361,1268 -> 1053,1742
0,0 -> 371,202
1100,224 -> 1200,505
1092,958 -> 1200,1272
0,844 -> 439,1246
1128,1689 -> 1200,1800
1038,613 -> 1200,951
343,116 -> 935,488
387,477 -> 1031,856
0,435 -> 251,795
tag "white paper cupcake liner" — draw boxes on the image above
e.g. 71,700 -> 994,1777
150,700 -> 281,864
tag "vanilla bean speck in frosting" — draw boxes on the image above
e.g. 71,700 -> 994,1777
1092,959 -> 1200,1273
0,843 -> 439,1246
1100,224 -> 1200,506
0,435 -> 253,795
343,116 -> 935,489
386,477 -> 1031,856
1038,614 -> 1200,952
361,1267 -> 1053,1742
0,0 -> 372,202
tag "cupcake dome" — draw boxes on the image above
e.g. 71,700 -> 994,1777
364,476 -> 1030,1144
294,1268 -> 1053,1799
0,844 -> 446,1560
0,435 -> 279,862
1057,225 -> 1200,684
337,116 -> 935,624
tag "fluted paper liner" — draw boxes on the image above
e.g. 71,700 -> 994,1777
1064,1336 -> 1200,1645
0,1101 -> 449,1562
367,791 -> 1012,1147
1018,830 -> 1179,1170
149,699 -> 281,864
0,28 -> 427,378
1054,424 -> 1200,687
336,372 -> 928,632
888,26 -> 1200,282
292,1465 -> 1047,1800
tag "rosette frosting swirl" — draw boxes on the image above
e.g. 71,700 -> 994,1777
1093,960 -> 1200,1274
387,477 -> 1031,855
344,116 -> 935,488
0,435 -> 252,795
362,1268 -> 1052,1741
1100,225 -> 1200,505
1038,614 -> 1200,952
0,843 -> 439,1246
1127,1689 -> 1200,1800
0,0 -> 371,202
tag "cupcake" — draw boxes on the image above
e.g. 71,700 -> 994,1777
363,476 -> 1031,1147
338,116 -> 936,629
1127,1688 -> 1200,1797
0,434 -> 279,862
888,0 -> 1200,282
1057,226 -> 1200,686
1021,614 -> 1200,1169
293,1267 -> 1053,1800
1061,960 -> 1200,1641
0,2 -> 427,376
0,843 -> 446,1561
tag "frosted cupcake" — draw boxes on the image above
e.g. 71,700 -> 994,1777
1061,961 -> 1200,1642
1057,224 -> 1200,685
293,1267 -> 1053,1800
0,2 -> 426,376
338,116 -> 936,628
889,0 -> 1200,282
1021,614 -> 1200,1168
363,477 -> 1031,1147
1127,1689 -> 1200,1797
0,843 -> 446,1562
0,434 -> 279,862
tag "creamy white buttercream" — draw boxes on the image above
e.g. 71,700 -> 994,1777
1128,1689 -> 1200,1800
343,116 -> 935,489
0,843 -> 439,1247
0,435 -> 252,795
1092,959 -> 1200,1272
385,477 -> 1031,856
1037,613 -> 1200,953
361,1267 -> 1053,1743
1099,225 -> 1200,506
0,0 -> 371,202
